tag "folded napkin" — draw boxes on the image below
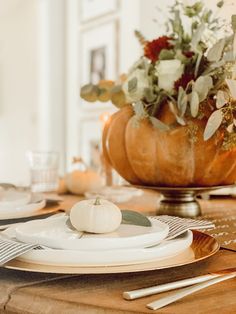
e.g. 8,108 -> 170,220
152,215 -> 215,240
0,235 -> 40,266
0,215 -> 215,266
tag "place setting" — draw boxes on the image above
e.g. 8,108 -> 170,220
1,196 -> 216,272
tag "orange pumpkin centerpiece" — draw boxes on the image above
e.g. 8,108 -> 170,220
81,2 -> 236,188
103,104 -> 236,187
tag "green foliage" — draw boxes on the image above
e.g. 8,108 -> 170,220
121,210 -> 151,227
80,0 -> 236,143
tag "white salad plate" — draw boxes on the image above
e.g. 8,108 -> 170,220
0,193 -> 46,220
16,231 -> 193,267
13,216 -> 169,251
85,186 -> 143,203
0,189 -> 31,211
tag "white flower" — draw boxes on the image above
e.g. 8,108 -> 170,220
155,60 -> 184,93
122,69 -> 150,103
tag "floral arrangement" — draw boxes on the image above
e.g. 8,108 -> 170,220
81,1 -> 236,147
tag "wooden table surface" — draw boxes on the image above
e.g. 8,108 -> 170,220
0,191 -> 236,314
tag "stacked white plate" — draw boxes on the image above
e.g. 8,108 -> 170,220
0,189 -> 46,220
4,215 -> 193,267
85,186 -> 143,203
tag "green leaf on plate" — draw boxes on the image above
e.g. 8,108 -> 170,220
65,217 -> 76,231
121,210 -> 152,227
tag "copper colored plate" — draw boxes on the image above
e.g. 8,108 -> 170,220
5,231 -> 219,274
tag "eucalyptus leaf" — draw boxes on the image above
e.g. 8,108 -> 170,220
133,101 -> 148,119
207,39 -> 225,62
194,52 -> 202,78
226,79 -> 236,99
150,116 -> 170,131
177,87 -> 188,117
223,51 -> 234,62
98,88 -> 110,102
143,88 -> 156,103
66,217 -> 76,231
217,0 -> 224,8
233,65 -> 236,80
168,101 -> 186,126
204,109 -> 223,141
227,123 -> 234,133
176,116 -> 186,126
233,33 -> 236,59
193,76 -> 213,102
191,23 -> 205,52
190,91 -> 200,118
121,210 -> 151,227
128,77 -> 138,93
110,85 -> 127,108
159,49 -> 175,60
80,84 -> 99,102
232,15 -> 236,31
216,90 -> 228,109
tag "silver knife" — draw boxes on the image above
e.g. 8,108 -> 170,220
123,267 -> 236,300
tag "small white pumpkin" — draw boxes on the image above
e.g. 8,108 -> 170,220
65,157 -> 103,195
66,170 -> 103,195
70,197 -> 122,233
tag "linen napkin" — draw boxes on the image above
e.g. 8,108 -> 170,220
0,235 -> 40,266
152,215 -> 215,240
0,215 -> 215,266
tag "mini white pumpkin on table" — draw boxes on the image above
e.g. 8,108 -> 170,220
65,157 -> 103,195
70,197 -> 122,233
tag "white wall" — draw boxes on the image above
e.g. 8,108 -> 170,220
37,0 -> 66,172
0,0 -> 66,185
0,0 -> 39,185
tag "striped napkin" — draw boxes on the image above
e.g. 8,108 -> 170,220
0,215 -> 214,266
0,235 -> 40,266
152,215 -> 215,240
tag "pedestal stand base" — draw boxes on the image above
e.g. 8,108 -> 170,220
158,191 -> 201,218
134,184 -> 236,218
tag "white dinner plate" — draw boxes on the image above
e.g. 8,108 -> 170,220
14,231 -> 193,267
0,193 -> 46,220
0,189 -> 31,210
14,216 -> 169,251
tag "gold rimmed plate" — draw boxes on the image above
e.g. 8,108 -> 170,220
5,231 -> 219,274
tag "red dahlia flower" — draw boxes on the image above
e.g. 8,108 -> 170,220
144,36 -> 173,62
183,51 -> 195,58
174,73 -> 195,90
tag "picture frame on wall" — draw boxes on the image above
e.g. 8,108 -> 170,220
80,21 -> 119,107
80,0 -> 119,23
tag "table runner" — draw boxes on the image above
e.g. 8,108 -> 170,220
201,209 -> 236,251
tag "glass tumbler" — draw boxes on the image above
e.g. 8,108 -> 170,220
27,151 -> 59,193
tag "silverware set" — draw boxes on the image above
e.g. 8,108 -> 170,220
123,268 -> 236,310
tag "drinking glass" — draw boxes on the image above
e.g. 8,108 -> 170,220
27,151 -> 59,193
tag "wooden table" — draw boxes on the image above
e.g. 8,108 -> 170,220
0,191 -> 236,314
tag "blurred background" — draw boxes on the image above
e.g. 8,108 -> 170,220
0,0 -> 234,185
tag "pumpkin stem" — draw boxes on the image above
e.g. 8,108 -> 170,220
94,197 -> 101,205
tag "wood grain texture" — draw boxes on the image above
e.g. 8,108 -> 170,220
0,193 -> 236,314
